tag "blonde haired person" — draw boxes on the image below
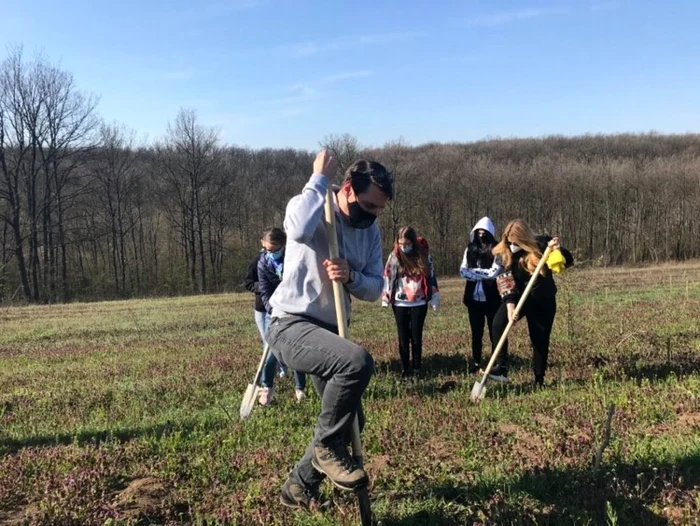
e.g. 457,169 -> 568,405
488,219 -> 573,386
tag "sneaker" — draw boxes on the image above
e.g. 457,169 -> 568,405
295,389 -> 307,403
258,387 -> 274,406
311,445 -> 368,491
469,361 -> 481,375
488,364 -> 509,383
413,369 -> 422,379
534,375 -> 546,388
401,371 -> 412,380
280,478 -> 325,510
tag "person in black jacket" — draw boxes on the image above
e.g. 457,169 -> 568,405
257,228 -> 307,406
459,217 -> 503,374
489,219 -> 574,386
244,232 -> 288,377
243,248 -> 268,348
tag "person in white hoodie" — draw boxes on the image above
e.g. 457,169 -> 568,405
460,217 -> 503,373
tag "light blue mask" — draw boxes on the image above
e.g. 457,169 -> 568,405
400,244 -> 414,254
267,249 -> 283,261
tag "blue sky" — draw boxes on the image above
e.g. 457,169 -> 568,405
2,0 -> 699,149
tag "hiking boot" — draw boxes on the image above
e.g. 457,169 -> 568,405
279,478 -> 325,510
534,375 -> 546,388
488,364 -> 509,383
311,445 -> 368,491
294,389 -> 307,403
258,387 -> 274,406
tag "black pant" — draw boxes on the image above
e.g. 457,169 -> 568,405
466,299 -> 500,364
491,296 -> 557,379
392,304 -> 428,372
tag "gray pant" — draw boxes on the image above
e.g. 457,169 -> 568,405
266,315 -> 373,490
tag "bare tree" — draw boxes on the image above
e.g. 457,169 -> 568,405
153,109 -> 220,293
321,133 -> 360,174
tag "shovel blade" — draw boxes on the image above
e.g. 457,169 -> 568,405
470,381 -> 486,403
239,384 -> 258,420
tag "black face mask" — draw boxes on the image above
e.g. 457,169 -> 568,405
347,201 -> 377,229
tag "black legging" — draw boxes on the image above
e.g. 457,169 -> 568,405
491,296 -> 557,379
392,304 -> 428,372
466,299 -> 500,364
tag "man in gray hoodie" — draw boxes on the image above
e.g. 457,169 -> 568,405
267,149 -> 393,510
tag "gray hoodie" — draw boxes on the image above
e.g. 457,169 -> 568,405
269,174 -> 384,327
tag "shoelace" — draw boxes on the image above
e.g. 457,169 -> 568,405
327,449 -> 356,474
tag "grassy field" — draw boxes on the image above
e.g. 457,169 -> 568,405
1,263 -> 699,525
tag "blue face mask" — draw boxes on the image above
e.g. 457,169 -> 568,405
400,244 -> 413,254
267,249 -> 283,261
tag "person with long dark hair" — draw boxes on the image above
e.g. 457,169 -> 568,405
460,217 -> 503,374
382,226 -> 439,378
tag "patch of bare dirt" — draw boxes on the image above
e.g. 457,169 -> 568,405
678,412 -> 700,430
498,424 -> 522,435
365,454 -> 391,478
0,503 -> 39,526
112,477 -> 168,519
365,454 -> 392,492
648,411 -> 700,437
534,414 -> 557,427
426,436 -> 459,462
498,423 -> 547,465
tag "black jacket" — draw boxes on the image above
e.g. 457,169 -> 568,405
462,242 -> 500,306
243,252 -> 266,313
500,235 -> 574,304
257,253 -> 283,314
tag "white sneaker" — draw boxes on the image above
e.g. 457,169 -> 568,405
487,365 -> 509,384
259,387 -> 274,406
294,389 -> 306,403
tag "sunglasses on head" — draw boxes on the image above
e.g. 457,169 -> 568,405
349,169 -> 394,200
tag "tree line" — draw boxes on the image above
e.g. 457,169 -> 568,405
2,48 -> 699,303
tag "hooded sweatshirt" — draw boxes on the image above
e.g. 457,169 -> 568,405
460,217 -> 503,303
269,174 -> 383,327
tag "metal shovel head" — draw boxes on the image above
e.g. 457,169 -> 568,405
470,381 -> 486,403
239,384 -> 258,420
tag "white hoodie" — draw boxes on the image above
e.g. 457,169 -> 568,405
469,217 -> 496,243
460,217 -> 503,301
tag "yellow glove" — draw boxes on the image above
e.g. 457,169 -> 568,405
546,249 -> 566,274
